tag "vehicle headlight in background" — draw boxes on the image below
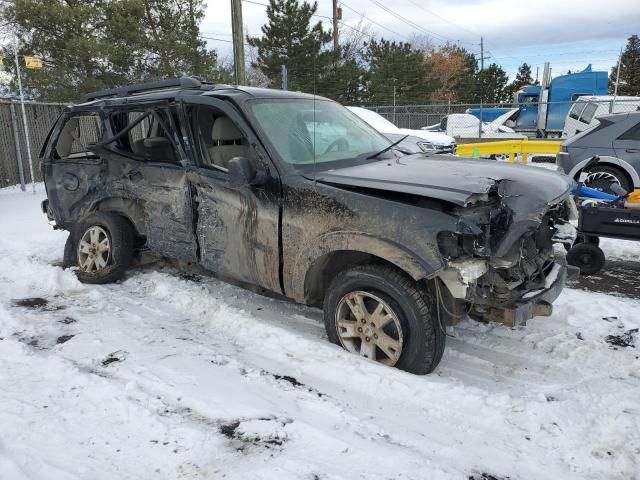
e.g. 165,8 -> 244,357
418,142 -> 436,152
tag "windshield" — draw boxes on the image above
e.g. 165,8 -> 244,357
248,98 -> 394,170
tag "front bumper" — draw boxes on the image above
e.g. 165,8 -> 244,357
482,261 -> 578,327
41,199 -> 55,223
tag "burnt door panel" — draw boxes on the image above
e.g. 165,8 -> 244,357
43,113 -> 106,226
136,162 -> 198,261
182,99 -> 282,293
44,157 -> 104,225
101,107 -> 198,262
194,170 -> 280,291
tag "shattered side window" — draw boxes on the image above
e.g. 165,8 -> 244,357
127,112 -> 153,145
55,114 -> 103,159
107,110 -> 178,163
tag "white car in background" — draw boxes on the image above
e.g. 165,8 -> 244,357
347,106 -> 456,154
423,111 -> 525,139
562,95 -> 640,138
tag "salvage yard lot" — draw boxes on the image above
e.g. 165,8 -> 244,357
1,185 -> 639,480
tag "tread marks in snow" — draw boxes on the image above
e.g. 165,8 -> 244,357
261,369 -> 326,398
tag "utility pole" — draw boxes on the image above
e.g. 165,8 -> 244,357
612,48 -> 623,112
332,0 -> 339,54
478,36 -> 484,139
230,0 -> 246,85
14,35 -> 35,193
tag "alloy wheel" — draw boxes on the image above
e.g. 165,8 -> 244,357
77,226 -> 111,272
335,291 -> 404,366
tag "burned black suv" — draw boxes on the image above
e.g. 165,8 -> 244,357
41,77 -> 577,374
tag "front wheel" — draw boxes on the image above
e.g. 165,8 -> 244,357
323,264 -> 446,375
64,212 -> 134,284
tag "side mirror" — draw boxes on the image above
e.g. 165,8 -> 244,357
228,156 -> 266,187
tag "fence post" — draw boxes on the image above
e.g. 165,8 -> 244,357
9,101 -> 26,192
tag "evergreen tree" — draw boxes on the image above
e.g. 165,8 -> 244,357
319,56 -> 368,104
363,38 -> 438,105
475,63 -> 509,104
0,0 -> 219,102
609,35 -> 640,95
246,0 -> 333,93
504,62 -> 535,101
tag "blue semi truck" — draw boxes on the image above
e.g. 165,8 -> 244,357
467,64 -> 608,138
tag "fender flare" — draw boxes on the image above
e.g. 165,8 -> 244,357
289,230 -> 443,303
567,155 -> 640,188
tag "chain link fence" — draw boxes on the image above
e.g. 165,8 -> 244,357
1,97 -> 640,188
0,100 -> 67,188
368,98 -> 640,139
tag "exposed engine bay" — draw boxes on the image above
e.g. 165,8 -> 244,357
436,192 -> 578,327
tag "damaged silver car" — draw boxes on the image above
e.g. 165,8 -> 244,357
40,77 -> 578,374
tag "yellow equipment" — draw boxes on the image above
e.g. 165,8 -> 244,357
456,138 -> 562,165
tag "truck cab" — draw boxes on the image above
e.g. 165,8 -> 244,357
467,65 -> 608,137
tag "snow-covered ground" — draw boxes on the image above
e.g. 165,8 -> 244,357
1,185 -> 639,480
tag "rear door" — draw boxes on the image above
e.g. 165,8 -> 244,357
613,120 -> 640,165
42,109 -> 106,226
180,95 -> 282,293
100,104 -> 198,261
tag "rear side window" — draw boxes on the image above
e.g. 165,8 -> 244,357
107,109 -> 178,163
55,113 -> 103,159
619,123 -> 640,141
579,103 -> 598,124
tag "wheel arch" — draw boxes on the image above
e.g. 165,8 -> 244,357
90,197 -> 147,237
568,156 -> 639,188
293,231 -> 441,305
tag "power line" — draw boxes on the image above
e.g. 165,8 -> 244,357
365,0 -> 451,44
404,0 -> 478,42
340,1 -> 408,40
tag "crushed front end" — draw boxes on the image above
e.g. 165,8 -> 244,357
436,179 -> 579,327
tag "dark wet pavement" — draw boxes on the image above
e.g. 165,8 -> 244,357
569,258 -> 640,298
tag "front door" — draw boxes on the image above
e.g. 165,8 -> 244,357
181,97 -> 282,293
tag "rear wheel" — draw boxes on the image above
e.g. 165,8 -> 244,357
323,264 -> 445,375
566,243 -> 605,276
585,166 -> 632,194
64,212 -> 134,284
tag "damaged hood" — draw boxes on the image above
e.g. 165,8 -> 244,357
310,155 -> 572,208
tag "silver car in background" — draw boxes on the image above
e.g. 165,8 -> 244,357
557,111 -> 640,193
347,106 -> 456,154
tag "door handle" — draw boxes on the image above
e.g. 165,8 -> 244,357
626,148 -> 640,153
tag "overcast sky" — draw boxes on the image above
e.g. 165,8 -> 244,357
202,0 -> 640,79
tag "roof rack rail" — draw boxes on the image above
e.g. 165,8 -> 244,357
80,76 -> 203,103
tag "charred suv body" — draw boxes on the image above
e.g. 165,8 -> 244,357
40,77 -> 577,374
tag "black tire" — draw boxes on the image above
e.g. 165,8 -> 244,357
64,212 -> 134,284
566,243 -> 605,276
323,264 -> 446,375
585,165 -> 632,194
